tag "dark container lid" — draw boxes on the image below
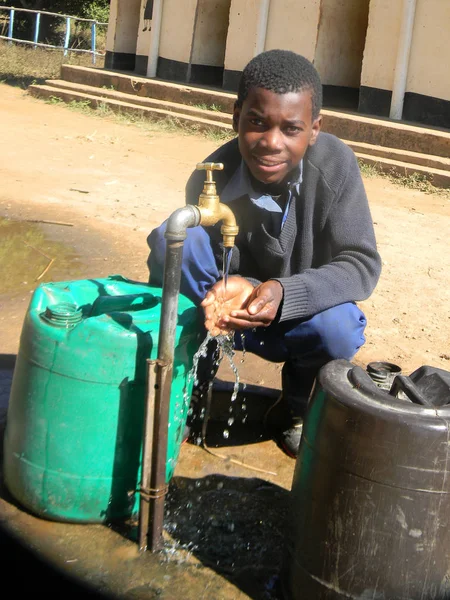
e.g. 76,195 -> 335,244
306,360 -> 450,490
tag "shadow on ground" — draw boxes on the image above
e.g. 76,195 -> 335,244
164,474 -> 289,598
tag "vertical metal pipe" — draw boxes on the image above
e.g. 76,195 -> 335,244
139,239 -> 184,552
146,0 -> 164,77
139,205 -> 199,551
33,12 -> 40,48
91,22 -> 97,65
64,17 -> 71,56
389,0 -> 417,120
138,359 -> 158,552
8,9 -> 14,42
158,240 -> 184,364
255,0 -> 271,56
147,359 -> 170,551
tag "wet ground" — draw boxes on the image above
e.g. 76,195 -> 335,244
0,215 -> 296,600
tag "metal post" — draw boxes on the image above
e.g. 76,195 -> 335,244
33,12 -> 40,49
147,359 -> 171,551
7,9 -> 14,43
91,21 -> 97,65
138,239 -> 185,552
146,0 -> 164,77
138,359 -> 158,551
255,0 -> 271,56
389,0 -> 417,120
64,17 -> 71,56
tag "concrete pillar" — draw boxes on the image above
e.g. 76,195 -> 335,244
104,0 -> 141,72
135,0 -> 153,75
189,0 -> 232,86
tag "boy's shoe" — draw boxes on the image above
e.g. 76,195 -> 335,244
278,420 -> 303,459
263,394 -> 305,459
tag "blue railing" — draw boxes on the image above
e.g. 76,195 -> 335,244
0,6 -> 108,64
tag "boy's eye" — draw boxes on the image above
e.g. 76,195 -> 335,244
249,117 -> 264,127
284,126 -> 301,135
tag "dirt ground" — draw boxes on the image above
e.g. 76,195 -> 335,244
0,83 -> 448,379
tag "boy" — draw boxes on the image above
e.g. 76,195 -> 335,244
147,49 -> 381,458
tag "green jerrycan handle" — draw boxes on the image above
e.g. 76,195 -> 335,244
89,293 -> 160,317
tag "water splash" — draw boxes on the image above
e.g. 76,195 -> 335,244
184,330 -> 241,441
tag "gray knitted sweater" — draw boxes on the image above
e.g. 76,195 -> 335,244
186,132 -> 382,322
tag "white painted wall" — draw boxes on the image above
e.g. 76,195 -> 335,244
106,0 -> 450,109
136,0 -> 152,58
314,0 -> 370,87
158,0 -> 197,63
224,0 -> 263,72
105,0 -> 118,53
191,0 -> 231,66
362,0 -> 450,103
105,0 -> 141,54
361,0 -> 404,91
265,0 -> 320,60
408,0 -> 450,100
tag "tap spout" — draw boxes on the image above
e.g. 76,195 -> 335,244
197,201 -> 239,248
195,162 -> 239,247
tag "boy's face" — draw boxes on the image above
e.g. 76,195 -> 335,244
233,87 -> 321,185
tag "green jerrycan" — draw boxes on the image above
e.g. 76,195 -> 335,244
3,275 -> 200,523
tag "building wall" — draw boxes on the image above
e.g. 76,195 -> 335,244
360,0 -> 450,126
224,0 -> 263,75
408,0 -> 450,101
157,0 -> 197,81
135,0 -> 153,75
314,0 -> 369,88
191,0 -> 231,66
361,0 -> 401,91
104,0 -> 450,129
265,0 -> 320,59
189,0 -> 232,85
104,0 -> 141,71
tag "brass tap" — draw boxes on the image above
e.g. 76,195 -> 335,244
196,162 -> 239,248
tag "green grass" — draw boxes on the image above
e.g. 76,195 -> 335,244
358,159 -> 450,197
191,101 -> 224,112
0,39 -> 104,88
45,94 -> 236,142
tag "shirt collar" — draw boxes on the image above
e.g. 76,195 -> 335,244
220,160 -> 303,213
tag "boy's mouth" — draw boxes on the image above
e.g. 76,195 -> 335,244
251,155 -> 287,179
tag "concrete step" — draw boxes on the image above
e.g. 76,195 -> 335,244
343,140 -> 450,173
60,63 -> 237,113
28,83 -> 234,135
58,64 -> 450,159
28,65 -> 450,188
322,110 -> 450,160
354,152 -> 450,188
46,79 -> 233,125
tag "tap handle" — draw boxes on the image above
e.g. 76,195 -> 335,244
196,162 -> 224,183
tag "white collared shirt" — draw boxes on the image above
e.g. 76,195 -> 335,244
220,160 -> 303,234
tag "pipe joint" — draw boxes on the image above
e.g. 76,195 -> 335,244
164,205 -> 201,242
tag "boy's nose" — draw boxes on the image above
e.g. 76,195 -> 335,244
260,128 -> 283,150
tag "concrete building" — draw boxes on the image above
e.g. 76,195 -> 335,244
104,0 -> 450,129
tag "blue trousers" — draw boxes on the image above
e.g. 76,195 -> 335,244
148,223 -> 367,416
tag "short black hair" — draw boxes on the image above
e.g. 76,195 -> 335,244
236,49 -> 323,120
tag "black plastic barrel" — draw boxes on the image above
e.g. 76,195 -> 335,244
283,359 -> 450,600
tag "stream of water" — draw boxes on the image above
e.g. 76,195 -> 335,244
183,245 -> 246,441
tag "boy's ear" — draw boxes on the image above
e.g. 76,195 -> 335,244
309,114 -> 322,146
232,101 -> 241,133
